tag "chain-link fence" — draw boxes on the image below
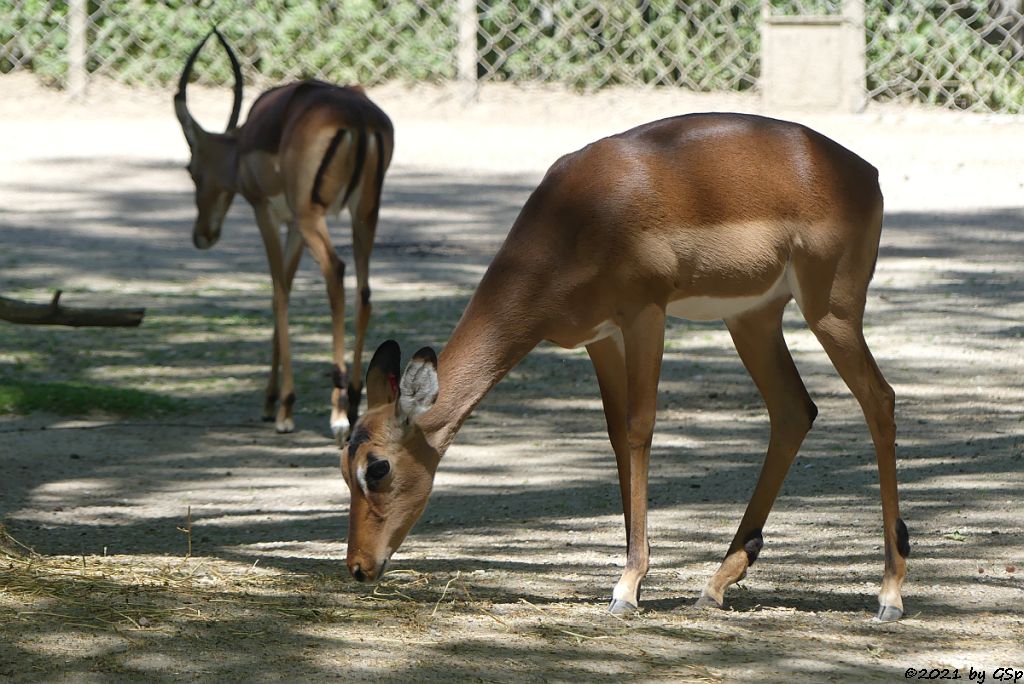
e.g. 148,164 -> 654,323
867,1 -> 1024,111
2,1 -> 1022,113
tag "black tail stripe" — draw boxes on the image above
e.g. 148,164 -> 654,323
339,124 -> 368,209
312,129 -> 346,207
370,130 -> 387,221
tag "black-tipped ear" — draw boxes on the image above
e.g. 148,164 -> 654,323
366,340 -> 401,408
411,347 -> 437,367
397,347 -> 438,423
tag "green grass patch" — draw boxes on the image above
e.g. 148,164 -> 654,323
0,380 -> 187,417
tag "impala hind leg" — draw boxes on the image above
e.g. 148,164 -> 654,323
346,171 -> 384,430
808,311 -> 906,621
263,225 -> 304,423
696,296 -> 817,609
608,305 -> 665,615
298,211 -> 350,438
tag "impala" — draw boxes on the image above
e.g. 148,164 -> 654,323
340,113 -> 910,621
175,29 -> 394,436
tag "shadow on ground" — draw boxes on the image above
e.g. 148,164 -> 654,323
1,160 -> 1022,681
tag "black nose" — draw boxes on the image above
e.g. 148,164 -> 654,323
352,565 -> 367,582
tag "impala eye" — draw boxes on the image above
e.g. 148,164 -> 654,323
366,458 -> 390,482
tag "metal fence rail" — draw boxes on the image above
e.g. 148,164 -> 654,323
2,0 -> 1022,113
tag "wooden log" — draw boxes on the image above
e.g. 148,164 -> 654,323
0,291 -> 145,327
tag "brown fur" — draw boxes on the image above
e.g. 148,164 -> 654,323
176,41 -> 394,435
341,113 -> 906,620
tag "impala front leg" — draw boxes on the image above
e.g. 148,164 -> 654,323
609,305 -> 665,616
254,205 -> 298,433
263,225 -> 304,422
298,210 -> 350,438
586,332 -> 632,545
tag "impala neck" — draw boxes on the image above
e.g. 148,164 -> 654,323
206,131 -> 242,193
417,266 -> 543,455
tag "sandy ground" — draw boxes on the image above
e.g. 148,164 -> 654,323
1,72 -> 1023,681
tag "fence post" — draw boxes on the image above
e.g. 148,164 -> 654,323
842,0 -> 867,112
67,0 -> 87,100
761,0 -> 867,112
456,0 -> 477,97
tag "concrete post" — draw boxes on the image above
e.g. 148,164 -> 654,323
457,0 -> 478,99
842,0 -> 868,112
67,0 -> 88,100
761,0 -> 867,112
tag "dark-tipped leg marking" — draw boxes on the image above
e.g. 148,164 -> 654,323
896,518 -> 910,558
347,383 -> 363,424
282,393 -> 296,410
332,364 -> 347,390
263,392 -> 279,421
360,286 -> 371,306
744,529 -> 764,566
335,255 -> 346,286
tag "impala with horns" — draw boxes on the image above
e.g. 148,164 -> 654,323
175,29 -> 394,436
341,113 -> 910,621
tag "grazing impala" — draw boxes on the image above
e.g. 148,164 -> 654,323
175,29 -> 394,436
340,113 -> 909,621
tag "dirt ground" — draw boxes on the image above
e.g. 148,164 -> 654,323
1,72 -> 1022,682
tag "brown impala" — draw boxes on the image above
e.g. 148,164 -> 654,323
341,113 -> 909,621
175,29 -> 394,436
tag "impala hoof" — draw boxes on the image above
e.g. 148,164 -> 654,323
608,599 -> 638,616
275,418 -> 295,434
875,605 -> 903,622
330,416 -> 350,440
694,593 -> 723,610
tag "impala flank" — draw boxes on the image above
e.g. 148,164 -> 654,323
175,29 -> 394,436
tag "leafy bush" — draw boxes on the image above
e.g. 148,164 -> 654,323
1,0 -> 456,86
1,0 -> 1020,111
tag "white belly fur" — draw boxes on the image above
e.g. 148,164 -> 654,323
667,269 -> 791,321
565,269 -> 793,349
572,319 -> 621,349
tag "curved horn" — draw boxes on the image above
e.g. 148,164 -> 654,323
174,30 -> 214,147
213,28 -> 244,131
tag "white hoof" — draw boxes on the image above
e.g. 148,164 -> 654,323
330,416 -> 350,439
275,417 -> 295,433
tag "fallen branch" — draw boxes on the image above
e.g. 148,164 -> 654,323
0,291 -> 144,327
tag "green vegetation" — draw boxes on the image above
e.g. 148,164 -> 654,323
0,379 -> 184,417
865,3 -> 1024,112
1,1 -> 1020,109
0,1 -> 456,86
478,0 -> 761,91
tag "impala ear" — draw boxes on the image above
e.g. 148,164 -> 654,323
365,340 -> 401,408
397,347 -> 438,423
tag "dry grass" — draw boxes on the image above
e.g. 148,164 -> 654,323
0,523 -> 735,680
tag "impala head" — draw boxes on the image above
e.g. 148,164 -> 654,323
341,341 -> 440,582
174,28 -> 244,250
